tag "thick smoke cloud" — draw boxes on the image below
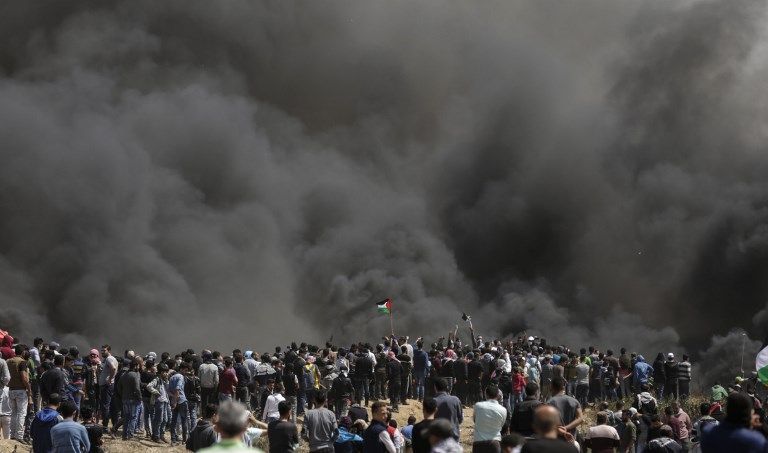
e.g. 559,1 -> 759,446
1,0 -> 768,383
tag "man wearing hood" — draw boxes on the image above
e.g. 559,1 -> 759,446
633,356 -> 653,391
30,392 -> 62,453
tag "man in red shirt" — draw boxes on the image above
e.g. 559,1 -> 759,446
218,357 -> 238,403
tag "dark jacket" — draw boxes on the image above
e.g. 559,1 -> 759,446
434,391 -> 463,438
31,407 -> 61,453
117,370 -> 142,401
330,375 -> 353,400
40,367 -> 67,402
386,360 -> 402,381
362,420 -> 388,453
354,355 -> 373,379
186,419 -> 217,451
511,396 -> 541,436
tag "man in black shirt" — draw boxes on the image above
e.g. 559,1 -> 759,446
268,401 -> 299,453
40,355 -> 67,404
411,397 -> 437,453
511,382 -> 542,437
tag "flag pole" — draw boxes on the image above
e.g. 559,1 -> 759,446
390,305 -> 395,337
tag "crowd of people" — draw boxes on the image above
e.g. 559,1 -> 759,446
0,331 -> 766,452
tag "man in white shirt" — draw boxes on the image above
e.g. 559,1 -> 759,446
473,384 -> 507,452
198,351 -> 219,408
584,411 -> 620,452
262,383 -> 285,423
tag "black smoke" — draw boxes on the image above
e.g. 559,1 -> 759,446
1,1 -> 768,383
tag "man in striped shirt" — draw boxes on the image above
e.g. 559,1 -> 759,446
677,355 -> 692,400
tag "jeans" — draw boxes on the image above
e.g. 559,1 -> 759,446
152,401 -> 170,440
171,401 -> 189,442
655,383 -> 665,399
122,399 -> 142,439
31,380 -> 41,414
297,391 -> 306,416
389,382 -> 401,410
374,371 -> 387,399
235,387 -> 250,409
200,387 -> 216,408
353,379 -> 370,405
413,372 -> 426,401
286,396 -> 297,424
576,383 -> 589,408
142,398 -> 154,436
8,390 -> 27,440
400,373 -> 411,403
187,401 -> 198,432
100,384 -> 115,429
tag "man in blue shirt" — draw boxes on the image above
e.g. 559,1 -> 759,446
170,362 -> 190,445
701,392 -> 766,452
50,400 -> 90,453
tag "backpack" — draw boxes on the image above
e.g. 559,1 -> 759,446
637,393 -> 657,415
184,375 -> 201,402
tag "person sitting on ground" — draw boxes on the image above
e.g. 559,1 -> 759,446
700,391 -> 767,452
199,400 -> 263,453
521,405 -> 579,453
401,415 -> 417,443
584,411 -> 620,453
334,416 -> 363,453
187,403 -> 218,452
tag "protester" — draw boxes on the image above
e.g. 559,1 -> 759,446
363,400 -> 397,453
186,403 -> 218,452
646,425 -> 681,452
618,408 -> 636,453
50,399 -> 90,453
700,392 -> 767,452
79,406 -> 104,453
263,383 -> 285,423
199,400 -> 262,453
30,392 -> 62,453
547,377 -> 583,436
169,361 -> 190,445
267,400 -> 299,453
7,344 -> 30,442
117,357 -> 142,440
511,382 -> 542,437
472,383 -> 507,452
521,405 -> 578,453
427,418 -> 464,453
304,390 -> 338,453
434,377 -> 463,439
148,363 -> 171,443
334,415 -> 363,453
411,397 -> 437,453
584,411 -> 620,453
677,355 -> 692,400
98,345 -> 118,432
666,400 -> 692,451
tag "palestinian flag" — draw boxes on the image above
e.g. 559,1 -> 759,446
758,336 -> 768,384
376,298 -> 392,314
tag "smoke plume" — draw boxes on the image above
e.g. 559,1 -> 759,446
2,1 -> 768,383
